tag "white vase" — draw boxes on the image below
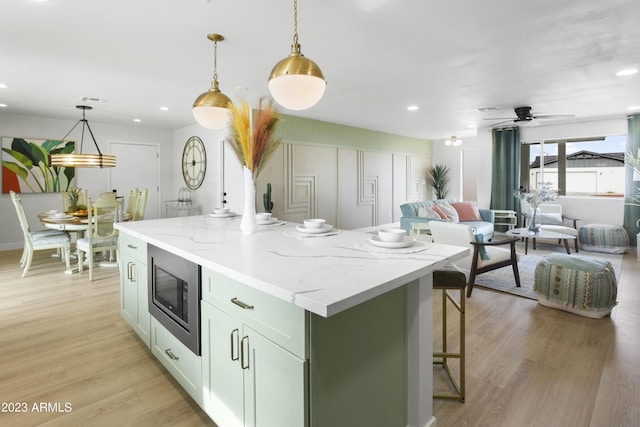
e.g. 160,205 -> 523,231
240,166 -> 257,234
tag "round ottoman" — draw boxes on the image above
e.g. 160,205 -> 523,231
534,254 -> 617,318
578,224 -> 628,254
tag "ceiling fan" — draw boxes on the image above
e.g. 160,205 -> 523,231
485,106 -> 575,126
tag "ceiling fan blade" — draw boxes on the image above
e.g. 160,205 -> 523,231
488,119 -> 516,127
531,114 -> 575,120
482,117 -> 515,121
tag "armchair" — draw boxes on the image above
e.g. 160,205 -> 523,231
429,221 -> 521,297
522,203 -> 579,252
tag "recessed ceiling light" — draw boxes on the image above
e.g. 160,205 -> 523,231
407,105 -> 419,111
133,118 -> 141,123
615,68 -> 638,76
627,105 -> 640,111
160,106 -> 169,111
0,83 -> 7,89
476,106 -> 500,112
0,104 -> 7,108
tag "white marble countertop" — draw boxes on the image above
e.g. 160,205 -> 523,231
115,216 -> 468,317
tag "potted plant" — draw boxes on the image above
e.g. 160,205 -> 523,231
427,163 -> 451,200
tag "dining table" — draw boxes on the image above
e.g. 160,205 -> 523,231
38,210 -> 132,273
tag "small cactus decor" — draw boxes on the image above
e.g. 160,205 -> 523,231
263,182 -> 273,213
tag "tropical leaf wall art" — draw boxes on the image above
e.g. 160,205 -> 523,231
1,137 -> 76,194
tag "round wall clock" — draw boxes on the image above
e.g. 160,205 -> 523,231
182,136 -> 206,190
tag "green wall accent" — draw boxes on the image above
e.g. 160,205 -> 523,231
275,113 -> 432,156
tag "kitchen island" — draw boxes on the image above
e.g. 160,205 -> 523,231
116,215 -> 467,427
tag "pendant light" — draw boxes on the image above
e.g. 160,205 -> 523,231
193,33 -> 232,129
268,0 -> 326,110
49,105 -> 116,168
445,136 -> 462,147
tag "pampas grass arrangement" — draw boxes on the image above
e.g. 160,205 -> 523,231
226,97 -> 281,182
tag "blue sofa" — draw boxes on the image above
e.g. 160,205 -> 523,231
399,199 -> 495,240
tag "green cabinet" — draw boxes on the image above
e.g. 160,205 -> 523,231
119,233 -> 150,347
201,276 -> 308,427
202,302 -> 307,427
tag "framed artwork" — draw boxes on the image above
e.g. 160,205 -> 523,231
2,136 -> 76,194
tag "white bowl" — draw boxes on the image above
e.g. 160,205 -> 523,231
255,213 -> 272,221
304,218 -> 326,229
53,212 -> 68,218
377,228 -> 406,242
213,207 -> 230,214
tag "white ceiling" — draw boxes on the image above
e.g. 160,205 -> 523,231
1,0 -> 639,140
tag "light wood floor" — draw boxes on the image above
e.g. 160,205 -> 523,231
0,248 -> 638,426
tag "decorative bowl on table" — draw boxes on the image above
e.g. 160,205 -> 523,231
213,207 -> 230,214
377,228 -> 406,243
255,212 -> 272,222
303,219 -> 326,229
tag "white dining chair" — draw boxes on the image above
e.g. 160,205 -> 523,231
125,188 -> 139,217
76,196 -> 122,281
132,188 -> 148,221
10,190 -> 71,277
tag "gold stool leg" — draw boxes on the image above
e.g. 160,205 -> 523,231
433,278 -> 466,403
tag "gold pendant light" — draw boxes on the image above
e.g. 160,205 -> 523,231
445,136 -> 462,147
49,105 -> 116,168
268,0 -> 326,111
193,33 -> 233,129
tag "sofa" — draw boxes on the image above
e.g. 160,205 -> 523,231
399,199 -> 495,240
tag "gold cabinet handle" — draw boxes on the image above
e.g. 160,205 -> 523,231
230,328 -> 239,361
231,298 -> 254,310
165,348 -> 179,361
240,336 -> 249,370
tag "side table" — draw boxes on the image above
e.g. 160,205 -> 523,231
493,210 -> 517,231
164,200 -> 202,218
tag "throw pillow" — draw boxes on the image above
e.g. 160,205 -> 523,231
430,205 -> 448,220
451,201 -> 482,222
439,204 -> 460,223
418,206 -> 443,220
474,233 -> 490,260
538,212 -> 564,225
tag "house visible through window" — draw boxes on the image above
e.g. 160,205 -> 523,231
521,135 -> 626,197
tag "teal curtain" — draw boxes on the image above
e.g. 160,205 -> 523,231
624,114 -> 640,247
490,127 -> 521,222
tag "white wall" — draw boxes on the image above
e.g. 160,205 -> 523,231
432,115 -> 629,228
171,124 -> 227,215
1,113 -> 172,250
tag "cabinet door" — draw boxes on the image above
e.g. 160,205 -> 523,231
202,302 -> 245,427
120,255 -> 138,327
243,325 -> 308,427
133,260 -> 149,346
119,255 -> 150,347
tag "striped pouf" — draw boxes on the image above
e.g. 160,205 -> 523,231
534,254 -> 617,318
578,224 -> 628,254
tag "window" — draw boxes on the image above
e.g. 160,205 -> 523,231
521,135 -> 626,197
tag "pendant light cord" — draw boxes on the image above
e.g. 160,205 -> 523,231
292,0 -> 299,46
60,107 -> 104,156
212,39 -> 219,86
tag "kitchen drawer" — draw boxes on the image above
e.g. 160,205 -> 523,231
119,232 -> 147,263
202,268 -> 308,358
151,319 -> 202,405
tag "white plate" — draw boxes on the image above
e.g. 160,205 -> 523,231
209,212 -> 237,218
48,214 -> 73,220
369,235 -> 415,248
257,217 -> 278,225
296,224 -> 334,234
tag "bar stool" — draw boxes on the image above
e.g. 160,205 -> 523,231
433,269 -> 466,402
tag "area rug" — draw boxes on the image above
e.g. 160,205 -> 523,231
471,241 -> 624,300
